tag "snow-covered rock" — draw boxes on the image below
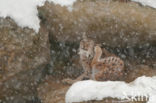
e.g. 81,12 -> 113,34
66,76 -> 156,103
0,0 -> 76,32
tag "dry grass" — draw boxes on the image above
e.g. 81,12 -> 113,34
39,0 -> 156,47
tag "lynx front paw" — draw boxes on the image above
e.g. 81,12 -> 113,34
62,78 -> 75,85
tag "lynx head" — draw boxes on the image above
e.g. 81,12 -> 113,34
79,35 -> 95,59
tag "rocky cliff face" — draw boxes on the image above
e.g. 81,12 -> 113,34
0,17 -> 50,102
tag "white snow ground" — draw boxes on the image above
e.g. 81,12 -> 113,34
47,0 -> 76,6
132,0 -> 156,9
65,76 -> 156,103
0,0 -> 155,32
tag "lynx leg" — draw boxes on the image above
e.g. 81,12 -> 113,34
94,67 -> 109,81
62,78 -> 76,84
62,66 -> 91,84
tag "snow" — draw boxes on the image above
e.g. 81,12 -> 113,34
48,0 -> 76,6
132,0 -> 156,9
0,0 -> 76,32
0,0 -> 45,32
65,76 -> 156,103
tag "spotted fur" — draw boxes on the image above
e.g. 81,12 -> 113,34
91,45 -> 124,81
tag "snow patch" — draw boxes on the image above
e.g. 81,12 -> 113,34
0,0 -> 45,32
132,0 -> 156,8
0,0 -> 76,32
65,76 -> 156,103
48,0 -> 76,6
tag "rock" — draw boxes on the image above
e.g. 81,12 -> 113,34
48,34 -> 83,77
0,17 -> 50,102
125,64 -> 156,82
38,76 -> 69,103
38,0 -> 156,48
0,66 -> 46,103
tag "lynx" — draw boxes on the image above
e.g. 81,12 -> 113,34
62,34 -> 95,84
62,35 -> 124,84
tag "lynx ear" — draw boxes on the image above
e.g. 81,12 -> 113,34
94,46 -> 98,52
94,45 -> 102,54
